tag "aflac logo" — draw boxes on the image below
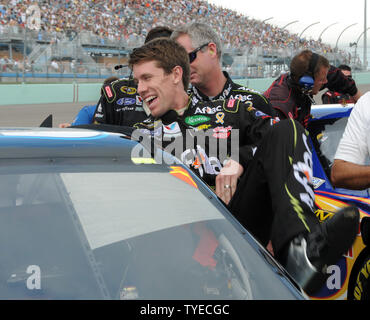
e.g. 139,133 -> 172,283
195,106 -> 222,114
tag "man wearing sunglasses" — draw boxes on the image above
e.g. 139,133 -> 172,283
171,22 -> 276,117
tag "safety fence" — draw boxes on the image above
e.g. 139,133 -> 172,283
1,72 -> 370,106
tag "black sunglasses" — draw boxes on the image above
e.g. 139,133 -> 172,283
188,43 -> 210,63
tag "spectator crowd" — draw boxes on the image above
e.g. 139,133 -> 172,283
0,0 -> 351,73
1,0 -> 344,52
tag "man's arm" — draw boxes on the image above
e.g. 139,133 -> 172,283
353,90 -> 362,103
331,159 -> 370,190
72,105 -> 97,126
215,159 -> 244,205
326,65 -> 362,101
92,95 -> 110,124
331,92 -> 370,190
215,100 -> 279,204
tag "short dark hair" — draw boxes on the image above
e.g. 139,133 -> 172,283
129,38 -> 190,90
290,50 -> 330,83
145,26 -> 173,43
103,76 -> 119,86
338,64 -> 351,72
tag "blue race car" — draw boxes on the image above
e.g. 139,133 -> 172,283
308,104 -> 370,300
0,127 -> 304,300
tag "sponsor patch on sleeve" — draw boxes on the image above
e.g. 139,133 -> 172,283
222,99 -> 239,113
105,86 -> 113,98
103,84 -> 116,103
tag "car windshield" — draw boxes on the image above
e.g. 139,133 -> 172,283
309,114 -> 370,197
311,115 -> 370,167
313,117 -> 349,167
0,159 -> 300,300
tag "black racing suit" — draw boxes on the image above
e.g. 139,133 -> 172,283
188,71 -> 276,117
133,98 -> 318,258
92,78 -> 149,127
264,65 -> 359,127
93,72 -> 276,126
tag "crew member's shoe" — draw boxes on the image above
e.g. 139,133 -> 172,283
283,206 -> 359,295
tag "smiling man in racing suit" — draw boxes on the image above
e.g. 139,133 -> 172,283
128,38 -> 359,295
91,26 -> 174,127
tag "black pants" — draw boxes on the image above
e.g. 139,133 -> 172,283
229,119 -> 319,259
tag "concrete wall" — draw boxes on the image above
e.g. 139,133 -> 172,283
0,82 -> 102,105
237,72 -> 370,92
1,72 -> 370,105
236,77 -> 275,92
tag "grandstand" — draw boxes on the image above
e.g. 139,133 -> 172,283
0,0 -> 355,82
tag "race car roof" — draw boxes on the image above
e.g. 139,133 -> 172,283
311,103 -> 353,120
0,127 -> 137,159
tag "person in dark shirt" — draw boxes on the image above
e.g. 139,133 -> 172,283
321,64 -> 357,104
264,50 -> 361,127
128,38 -> 359,295
58,76 -> 119,128
171,22 -> 276,117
